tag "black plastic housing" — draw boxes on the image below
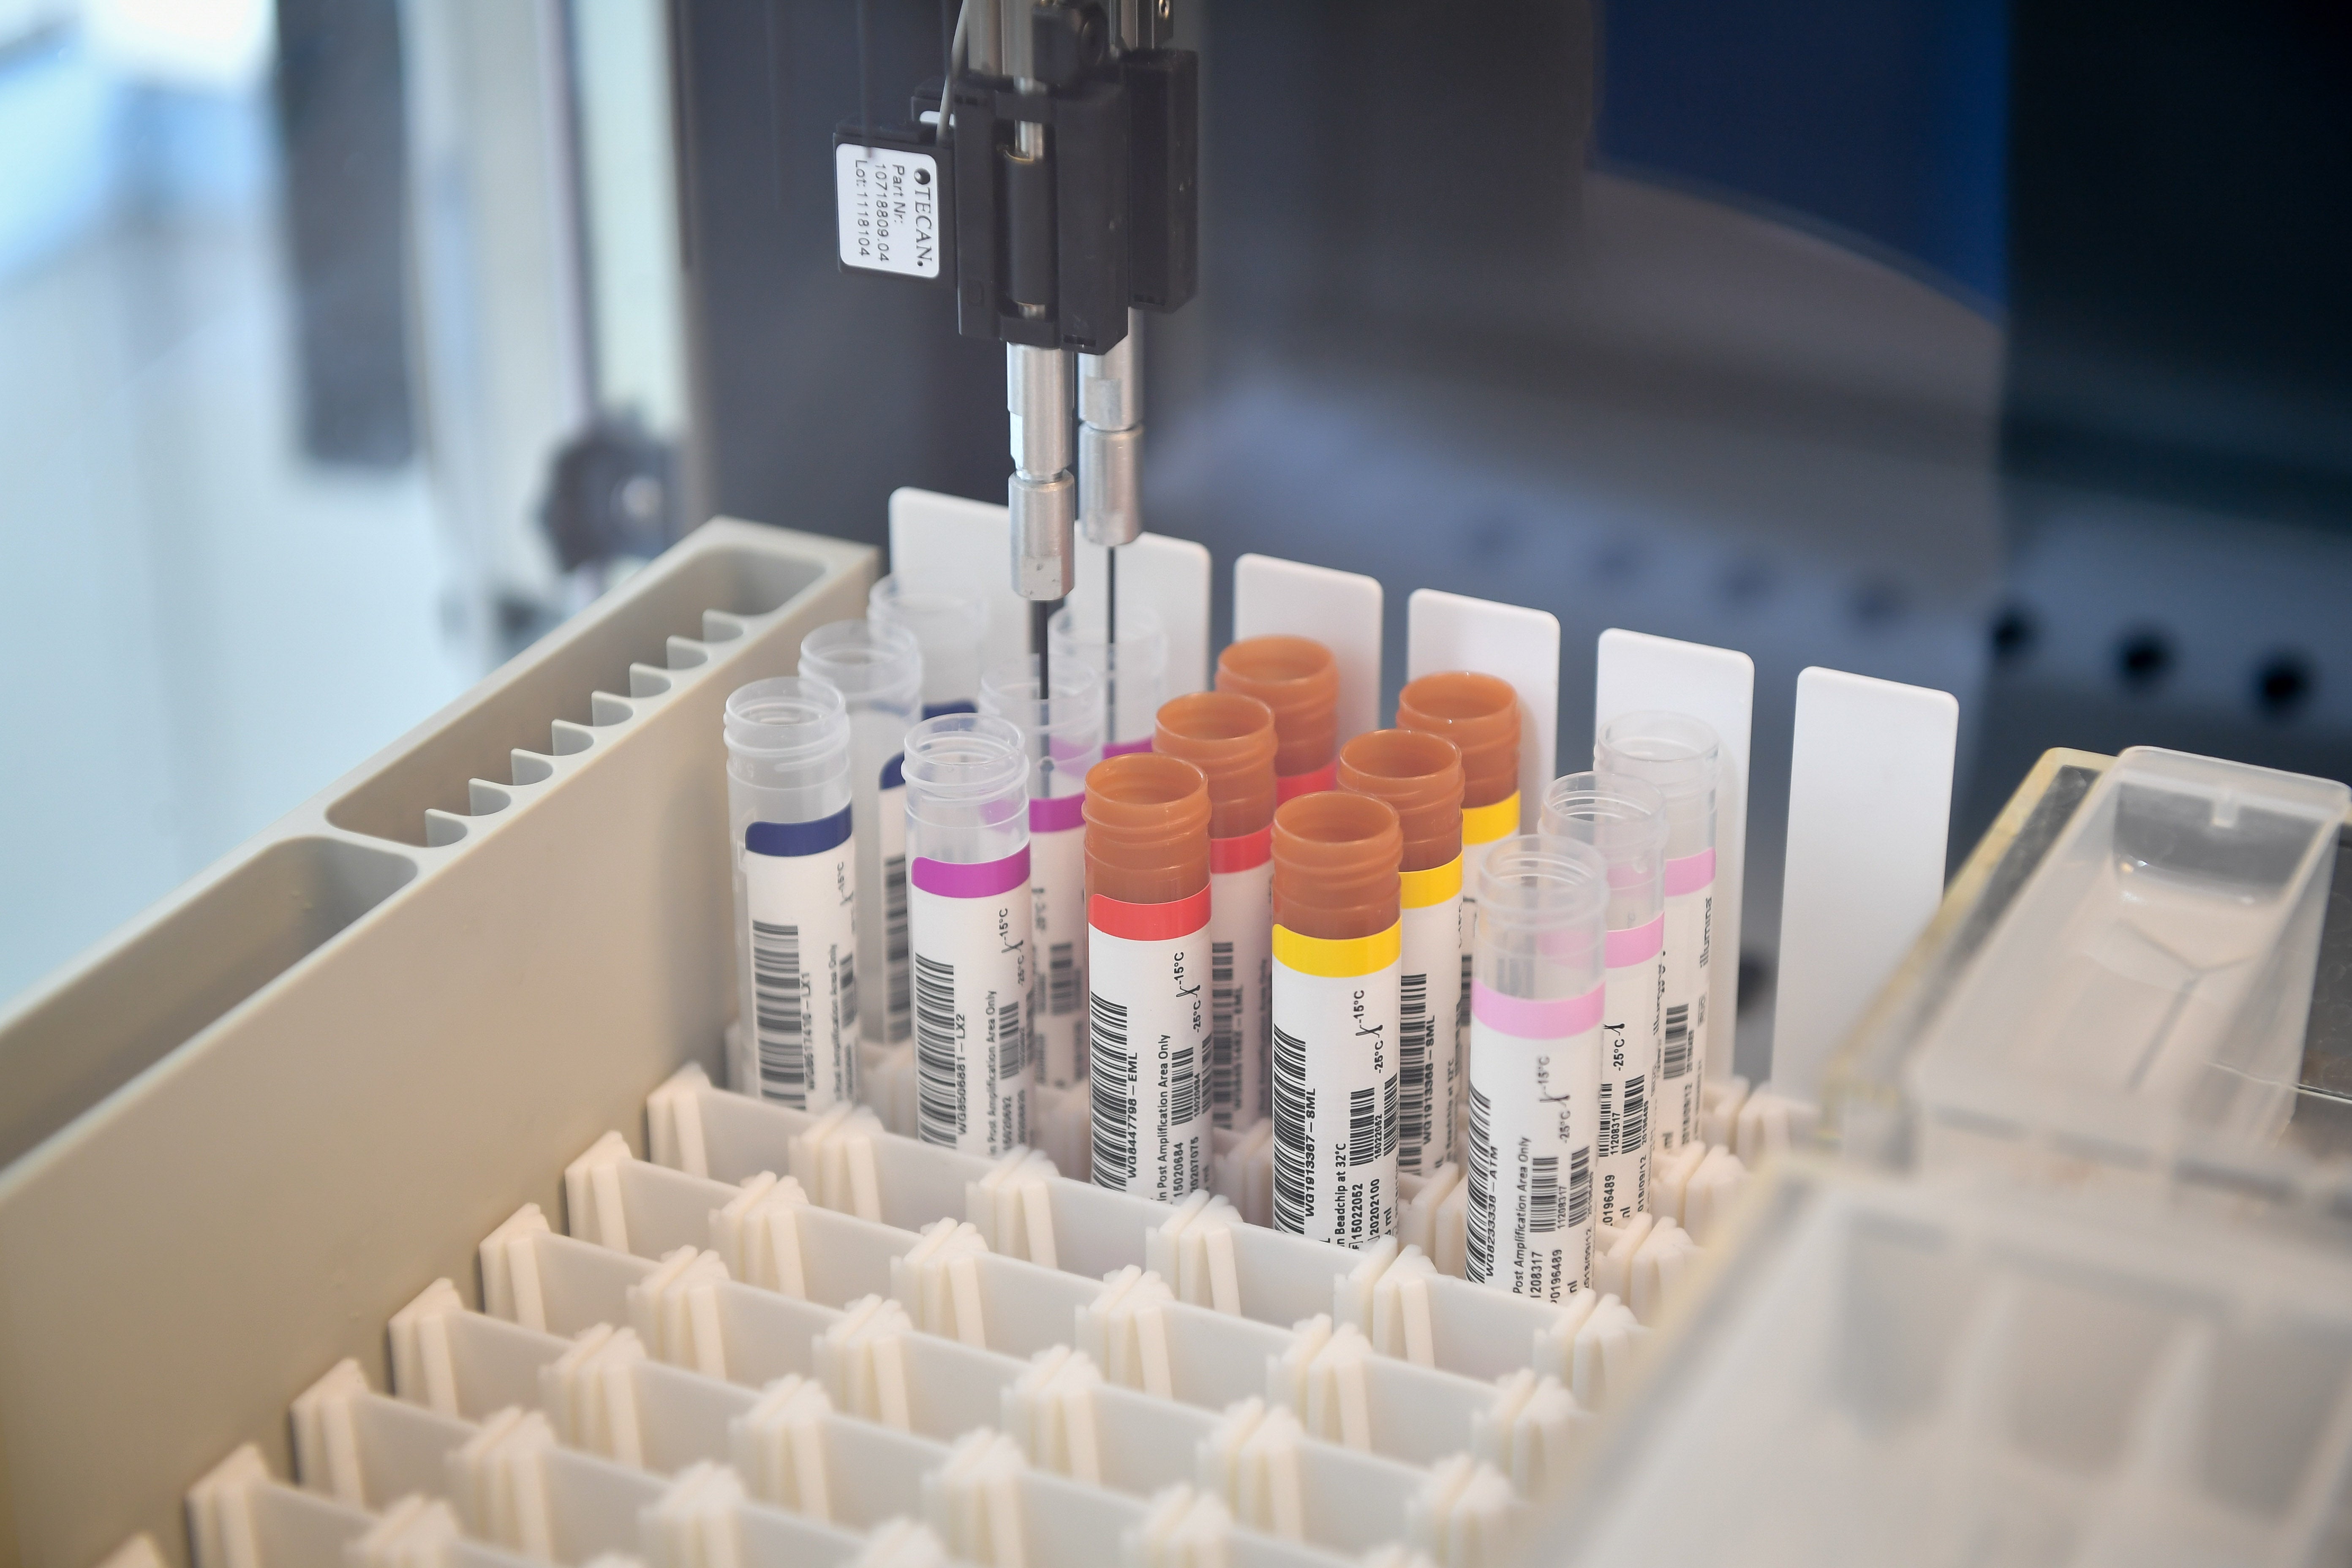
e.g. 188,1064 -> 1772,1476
1123,49 -> 1198,312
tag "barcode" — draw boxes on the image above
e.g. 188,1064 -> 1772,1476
1528,1154 -> 1561,1232
1397,972 -> 1431,1158
1348,1085 -> 1381,1166
1663,1004 -> 1691,1078
1271,1021 -> 1311,1233
1566,1146 -> 1592,1228
1048,942 -> 1078,1015
750,919 -> 808,1106
1598,1077 -> 1614,1159
1089,993 -> 1137,1185
1169,1041 -> 1198,1127
913,953 -> 960,1146
835,948 -> 858,1041
1457,951 -> 1472,1032
1465,1085 -> 1497,1283
1209,941 -> 1239,1129
884,855 -> 911,1042
1620,1073 -> 1647,1152
997,992 -> 1024,1079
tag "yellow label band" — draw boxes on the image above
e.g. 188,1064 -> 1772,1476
1462,793 -> 1520,846
1399,855 -> 1463,910
1273,921 -> 1403,978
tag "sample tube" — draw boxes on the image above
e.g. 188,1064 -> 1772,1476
1269,791 -> 1403,1247
1541,772 -> 1669,1226
1083,752 -> 1214,1199
902,712 -> 1032,1154
800,620 -> 924,1048
1049,602 -> 1167,755
1338,729 -> 1466,1178
870,575 -> 988,716
1594,713 -> 1720,1153
1217,636 -> 1341,801
1154,691 -> 1280,1131
726,677 -> 860,1111
979,656 -> 1104,1089
1467,835 -> 1609,1302
1396,671 -> 1522,1153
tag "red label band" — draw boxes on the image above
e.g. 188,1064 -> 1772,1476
1210,826 -> 1273,874
1274,760 -> 1339,803
1089,885 -> 1213,942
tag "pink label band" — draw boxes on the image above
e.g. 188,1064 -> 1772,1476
1473,979 -> 1606,1040
1029,792 -> 1086,833
911,847 -> 1032,899
1664,847 -> 1716,898
1605,912 -> 1665,969
1102,737 -> 1154,757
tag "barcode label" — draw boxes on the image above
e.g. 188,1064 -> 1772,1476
1527,1154 -> 1560,1233
1397,970 -> 1431,1163
1169,1042 -> 1198,1127
1662,1003 -> 1691,1078
1209,940 -> 1240,1129
1565,1146 -> 1592,1228
751,920 -> 807,1099
1048,942 -> 1078,1014
884,852 -> 911,1041
1619,1073 -> 1647,1152
1465,1083 -> 1497,1283
913,953 -> 961,1146
742,828 -> 858,1111
1028,822 -> 1087,1088
997,994 -> 1025,1079
1270,952 -> 1398,1246
1348,1085 -> 1381,1165
1086,920 -> 1211,1199
1090,992 -> 1138,1186
1271,1020 -> 1310,1233
1469,1008 -> 1601,1300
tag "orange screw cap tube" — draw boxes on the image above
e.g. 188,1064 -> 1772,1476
1084,752 -> 1214,1200
1157,692 -> 1281,1135
1216,635 -> 1341,802
1269,790 -> 1402,1247
1338,730 -> 1466,1176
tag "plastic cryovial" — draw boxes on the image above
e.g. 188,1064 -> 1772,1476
1216,635 -> 1341,802
902,712 -> 1033,1155
800,620 -> 924,1049
1048,602 -> 1167,756
979,656 -> 1103,1090
1083,751 -> 1214,1199
1467,834 -> 1609,1302
1595,712 -> 1719,1153
1269,790 -> 1403,1248
870,575 -> 988,716
725,676 -> 860,1112
1541,771 -> 1669,1227
1154,691 -> 1280,1132
1338,729 -> 1467,1178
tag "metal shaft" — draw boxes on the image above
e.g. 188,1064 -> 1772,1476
1010,344 -> 1076,599
1078,310 -> 1144,547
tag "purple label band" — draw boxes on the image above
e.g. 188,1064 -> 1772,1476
1029,792 -> 1086,833
911,847 -> 1032,899
1473,979 -> 1606,1040
1102,737 -> 1154,757
1605,913 -> 1665,969
1664,847 -> 1716,898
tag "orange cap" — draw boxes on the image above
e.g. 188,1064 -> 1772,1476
1337,730 -> 1464,873
1154,691 -> 1279,839
1084,752 -> 1211,906
1396,672 -> 1519,809
1272,792 -> 1401,941
1215,636 -> 1339,779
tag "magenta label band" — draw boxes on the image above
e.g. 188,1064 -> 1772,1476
1029,792 -> 1086,833
1664,847 -> 1716,897
1473,979 -> 1606,1040
911,847 -> 1032,899
1605,912 -> 1665,969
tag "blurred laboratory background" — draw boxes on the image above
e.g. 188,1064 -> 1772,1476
3,0 -> 2348,1078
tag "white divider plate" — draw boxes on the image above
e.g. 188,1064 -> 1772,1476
1594,629 -> 1755,1081
1769,667 -> 1956,1103
1072,536 -> 1215,698
887,487 -> 1029,676
1405,589 -> 1561,831
1232,555 -> 1384,744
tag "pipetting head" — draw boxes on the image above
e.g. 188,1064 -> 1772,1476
1396,672 -> 1521,810
1337,729 -> 1465,874
1594,710 -> 1719,858
1153,691 -> 1279,839
1272,790 -> 1403,941
799,619 -> 924,711
1049,602 -> 1167,751
1541,770 -> 1669,931
1474,834 -> 1611,1002
1216,635 -> 1340,779
901,712 -> 1029,861
979,656 -> 1103,803
724,677 -> 854,816
1084,752 -> 1212,906
868,577 -> 987,709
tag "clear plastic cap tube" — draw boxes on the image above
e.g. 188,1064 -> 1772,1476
870,575 -> 987,712
1540,771 -> 1669,933
1475,836 -> 1609,1004
1049,602 -> 1166,751
902,712 -> 1029,866
1594,711 -> 1718,860
800,619 -> 923,722
978,656 -> 1102,806
725,677 -> 853,825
